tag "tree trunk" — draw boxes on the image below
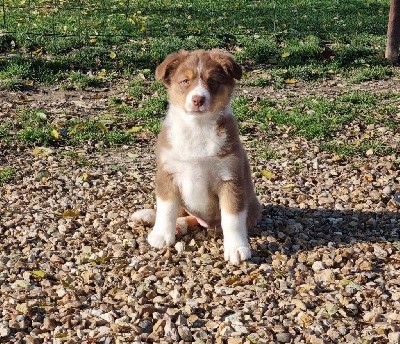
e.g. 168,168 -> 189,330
385,0 -> 400,64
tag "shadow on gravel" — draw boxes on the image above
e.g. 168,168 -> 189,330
250,200 -> 399,258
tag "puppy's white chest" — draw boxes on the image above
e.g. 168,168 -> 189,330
168,120 -> 225,161
177,161 -> 214,212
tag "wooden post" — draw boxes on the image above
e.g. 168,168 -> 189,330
385,0 -> 400,64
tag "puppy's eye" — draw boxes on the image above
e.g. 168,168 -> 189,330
208,79 -> 220,90
180,79 -> 190,86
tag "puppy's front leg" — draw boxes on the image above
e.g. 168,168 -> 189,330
219,181 -> 251,264
148,168 -> 179,249
148,196 -> 179,248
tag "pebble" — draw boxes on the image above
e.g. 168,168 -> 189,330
388,332 -> 400,343
174,242 -> 185,254
138,319 -> 153,333
0,324 -> 10,337
2,83 -> 400,344
227,338 -> 243,344
311,261 -> 325,272
175,315 -> 187,326
177,325 -> 192,341
164,320 -> 179,341
219,325 -> 234,337
169,289 -> 181,303
276,332 -> 292,343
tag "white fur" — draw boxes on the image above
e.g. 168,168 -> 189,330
221,210 -> 251,264
161,107 -> 234,217
147,198 -> 179,248
130,209 -> 156,226
185,84 -> 211,113
165,105 -> 230,160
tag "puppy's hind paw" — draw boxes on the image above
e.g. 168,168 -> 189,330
147,229 -> 175,249
224,246 -> 251,265
130,209 -> 156,226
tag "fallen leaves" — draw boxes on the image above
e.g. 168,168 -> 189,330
284,78 -> 298,85
31,270 -> 46,278
261,169 -> 277,180
62,209 -> 80,218
31,147 -> 53,156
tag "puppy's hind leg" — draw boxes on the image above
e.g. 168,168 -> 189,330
130,209 -> 156,226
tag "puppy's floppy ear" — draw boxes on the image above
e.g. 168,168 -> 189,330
156,50 -> 189,85
209,49 -> 242,80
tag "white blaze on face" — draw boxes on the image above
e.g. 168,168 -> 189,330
184,60 -> 211,113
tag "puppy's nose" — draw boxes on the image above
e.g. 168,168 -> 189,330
192,95 -> 205,107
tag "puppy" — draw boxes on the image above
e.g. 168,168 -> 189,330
132,49 -> 261,264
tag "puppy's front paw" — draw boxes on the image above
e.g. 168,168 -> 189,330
224,245 -> 251,265
147,228 -> 175,249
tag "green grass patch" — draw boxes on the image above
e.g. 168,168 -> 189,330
63,71 -> 103,89
0,167 -> 16,186
16,110 -> 53,145
1,108 -> 146,148
128,79 -> 147,100
321,140 -> 394,157
0,0 -> 394,84
232,90 -> 400,143
112,86 -> 168,132
348,65 -> 396,83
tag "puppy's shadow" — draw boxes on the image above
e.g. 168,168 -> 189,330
249,203 -> 399,261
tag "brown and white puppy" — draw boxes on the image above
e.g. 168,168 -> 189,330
132,49 -> 261,264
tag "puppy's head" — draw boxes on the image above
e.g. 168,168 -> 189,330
156,49 -> 242,116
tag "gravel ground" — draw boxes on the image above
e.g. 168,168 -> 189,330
0,78 -> 400,344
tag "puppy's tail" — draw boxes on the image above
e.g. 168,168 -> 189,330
130,209 -> 156,226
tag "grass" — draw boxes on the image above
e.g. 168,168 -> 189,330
321,140 -> 395,157
0,1 -> 398,159
2,108 -> 143,147
0,0 -> 397,86
0,167 -> 16,186
233,90 -> 400,139
231,90 -> 399,157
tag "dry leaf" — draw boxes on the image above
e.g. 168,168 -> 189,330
284,78 -> 298,85
109,51 -> 117,59
261,169 -> 276,180
297,312 -> 314,327
127,126 -> 142,134
282,183 -> 296,190
32,147 -> 53,156
32,270 -> 46,278
16,303 -> 29,314
97,69 -> 107,79
51,128 -> 60,139
24,80 -> 34,87
62,209 -> 80,218
281,51 -> 290,58
359,260 -> 373,271
97,121 -> 108,133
